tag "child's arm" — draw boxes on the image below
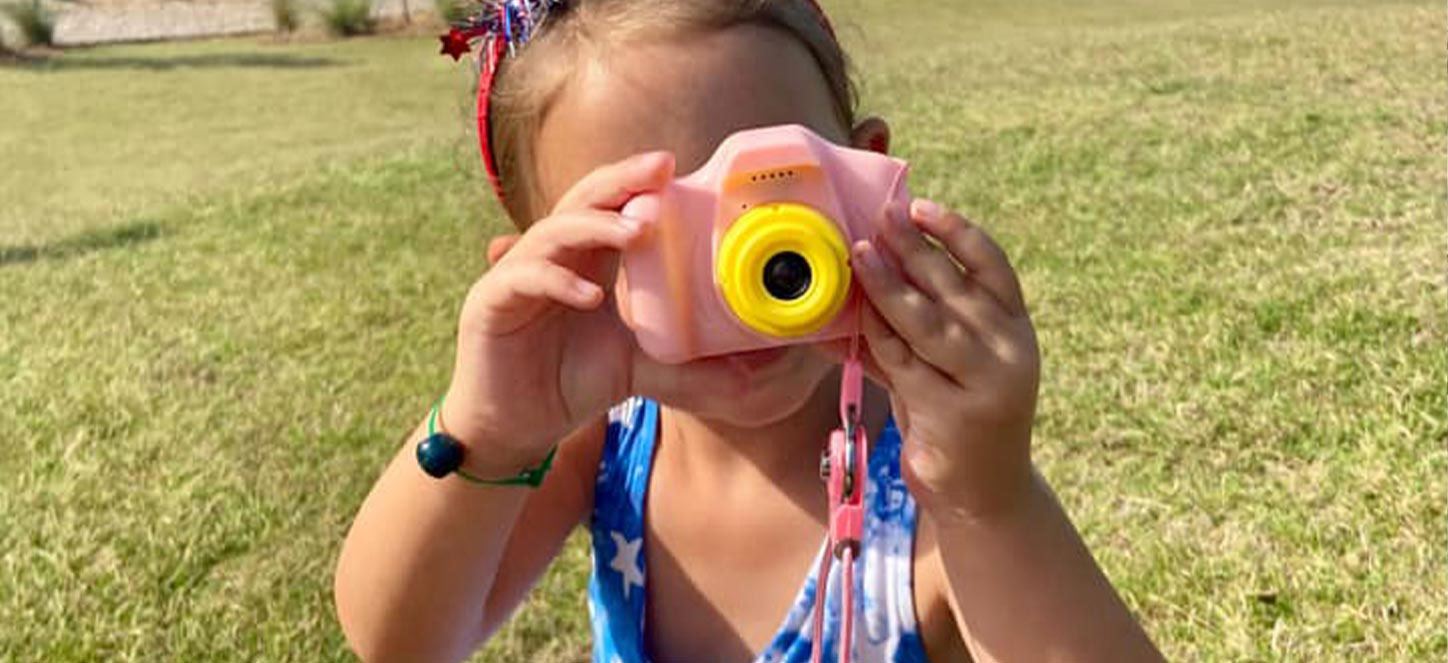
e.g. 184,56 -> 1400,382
334,419 -> 602,662
926,473 -> 1162,662
336,152 -> 685,662
845,199 -> 1163,661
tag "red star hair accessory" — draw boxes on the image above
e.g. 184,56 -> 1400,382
437,0 -> 566,198
438,28 -> 474,61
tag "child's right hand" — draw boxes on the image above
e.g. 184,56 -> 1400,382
439,152 -> 692,475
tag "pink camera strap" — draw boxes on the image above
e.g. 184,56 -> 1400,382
810,320 -> 868,663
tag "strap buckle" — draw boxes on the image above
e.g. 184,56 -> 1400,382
826,358 -> 866,558
811,353 -> 869,663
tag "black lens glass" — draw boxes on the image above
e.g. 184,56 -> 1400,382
762,251 -> 812,301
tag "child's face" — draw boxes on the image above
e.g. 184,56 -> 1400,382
535,24 -> 858,426
534,23 -> 850,200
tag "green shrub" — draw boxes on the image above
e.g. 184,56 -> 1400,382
270,0 -> 300,34
434,0 -> 468,24
319,0 -> 375,37
1,0 -> 55,47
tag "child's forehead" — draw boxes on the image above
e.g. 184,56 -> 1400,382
533,23 -> 846,205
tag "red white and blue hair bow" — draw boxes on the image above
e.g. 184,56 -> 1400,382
440,0 -> 835,204
439,1 -> 569,197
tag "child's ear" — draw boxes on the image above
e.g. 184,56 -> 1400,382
486,234 -> 520,265
850,117 -> 891,154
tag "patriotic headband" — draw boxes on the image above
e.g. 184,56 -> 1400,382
439,0 -> 837,204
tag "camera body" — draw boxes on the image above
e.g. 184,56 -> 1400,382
617,124 -> 911,364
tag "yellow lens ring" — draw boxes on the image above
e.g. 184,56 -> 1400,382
716,203 -> 851,338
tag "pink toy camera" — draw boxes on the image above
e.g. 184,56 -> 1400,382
617,124 -> 911,364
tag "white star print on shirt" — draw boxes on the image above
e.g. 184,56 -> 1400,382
608,531 -> 645,601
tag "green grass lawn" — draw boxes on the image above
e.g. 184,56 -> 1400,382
2,1 -> 1442,660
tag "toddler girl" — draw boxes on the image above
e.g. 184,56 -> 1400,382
335,1 -> 1163,661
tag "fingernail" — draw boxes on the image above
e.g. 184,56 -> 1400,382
852,241 -> 880,271
912,198 -> 943,222
575,280 -> 601,300
639,150 -> 674,172
619,215 -> 642,234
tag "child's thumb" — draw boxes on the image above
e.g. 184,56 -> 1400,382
486,234 -> 520,266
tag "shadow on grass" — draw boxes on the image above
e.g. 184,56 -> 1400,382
3,52 -> 345,72
0,221 -> 165,267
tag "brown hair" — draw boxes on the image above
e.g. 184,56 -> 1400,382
485,0 -> 857,225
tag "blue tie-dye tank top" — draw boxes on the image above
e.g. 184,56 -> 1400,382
587,397 -> 930,663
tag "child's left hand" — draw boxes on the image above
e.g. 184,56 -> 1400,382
844,199 -> 1041,523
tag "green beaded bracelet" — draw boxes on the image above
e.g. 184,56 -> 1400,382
422,395 -> 557,488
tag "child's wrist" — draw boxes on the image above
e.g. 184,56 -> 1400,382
436,395 -> 558,479
912,453 -> 1037,529
457,439 -> 557,480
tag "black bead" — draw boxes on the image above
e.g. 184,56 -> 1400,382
416,433 -> 465,478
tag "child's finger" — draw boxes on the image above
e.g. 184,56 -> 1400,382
860,302 -> 955,398
486,261 -> 605,313
551,151 -> 676,214
875,203 -> 967,301
909,200 -> 1027,317
486,234 -> 521,266
851,240 -> 972,378
519,211 -> 645,261
943,277 -> 1014,344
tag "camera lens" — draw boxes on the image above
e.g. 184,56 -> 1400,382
762,251 -> 812,301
